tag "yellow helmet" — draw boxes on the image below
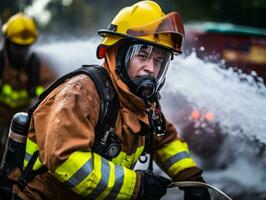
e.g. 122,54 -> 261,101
2,13 -> 38,45
97,0 -> 185,58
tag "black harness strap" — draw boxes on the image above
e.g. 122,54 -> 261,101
18,151 -> 46,190
0,50 -> 4,89
27,53 -> 41,97
85,65 -> 119,150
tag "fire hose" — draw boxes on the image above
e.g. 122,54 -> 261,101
167,181 -> 232,200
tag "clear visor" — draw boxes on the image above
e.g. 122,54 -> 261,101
125,44 -> 171,90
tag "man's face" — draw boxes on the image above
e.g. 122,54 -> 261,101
126,45 -> 170,81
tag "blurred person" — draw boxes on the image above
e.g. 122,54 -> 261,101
9,1 -> 210,200
0,13 -> 58,161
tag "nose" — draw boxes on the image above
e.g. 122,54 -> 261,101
143,58 -> 155,75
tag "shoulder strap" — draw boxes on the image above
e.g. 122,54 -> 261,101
27,53 -> 41,97
0,50 -> 4,87
80,65 -> 119,151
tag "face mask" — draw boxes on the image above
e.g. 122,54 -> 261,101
133,75 -> 157,102
124,44 -> 171,102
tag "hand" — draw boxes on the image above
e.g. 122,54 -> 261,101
183,186 -> 211,200
136,170 -> 171,200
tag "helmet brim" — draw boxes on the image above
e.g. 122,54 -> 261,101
98,29 -> 182,55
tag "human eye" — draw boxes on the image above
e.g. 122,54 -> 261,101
137,52 -> 148,60
154,58 -> 163,66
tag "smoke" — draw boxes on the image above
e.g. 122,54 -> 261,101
33,37 -> 102,75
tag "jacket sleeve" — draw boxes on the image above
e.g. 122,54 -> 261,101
33,76 -> 139,199
154,119 -> 203,181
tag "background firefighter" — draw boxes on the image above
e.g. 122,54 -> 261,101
0,13 -> 58,160
10,1 -> 210,200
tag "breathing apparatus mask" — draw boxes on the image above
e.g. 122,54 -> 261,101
117,42 -> 172,103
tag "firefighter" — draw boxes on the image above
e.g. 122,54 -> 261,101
11,1 -> 210,200
0,13 -> 58,160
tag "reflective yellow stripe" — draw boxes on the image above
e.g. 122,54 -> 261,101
2,84 -> 12,95
33,157 -> 43,171
54,151 -> 93,185
19,90 -> 28,98
24,138 -> 39,167
112,151 -> 129,168
35,86 -> 44,96
0,84 -> 44,108
23,138 -> 43,170
11,91 -> 19,99
97,159 -> 115,200
0,84 -> 31,108
155,140 -> 196,176
54,151 -> 137,199
156,140 -> 190,161
25,138 -> 38,154
112,146 -> 144,168
116,166 -> 136,199
84,155 -> 110,198
132,146 -> 144,167
167,156 -> 196,177
104,164 -> 124,200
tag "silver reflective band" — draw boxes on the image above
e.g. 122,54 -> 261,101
24,152 -> 32,162
86,158 -> 110,198
104,165 -> 124,200
163,151 -> 190,170
65,159 -> 93,188
8,130 -> 27,143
